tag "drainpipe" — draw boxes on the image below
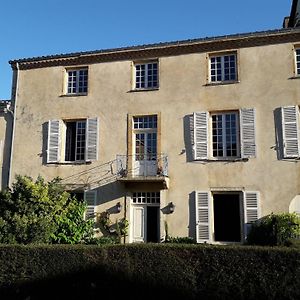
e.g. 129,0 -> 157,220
8,62 -> 19,187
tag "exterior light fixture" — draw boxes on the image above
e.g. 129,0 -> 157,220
116,202 -> 122,213
169,202 -> 175,213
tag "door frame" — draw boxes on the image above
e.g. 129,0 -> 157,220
129,192 -> 161,243
211,191 -> 244,244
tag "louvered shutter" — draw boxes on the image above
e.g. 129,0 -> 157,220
240,108 -> 256,158
243,191 -> 260,239
195,191 -> 211,243
47,120 -> 60,163
86,117 -> 99,161
84,190 -> 97,220
193,112 -> 208,160
281,106 -> 300,158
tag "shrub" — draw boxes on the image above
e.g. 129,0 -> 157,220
84,236 -> 118,245
0,244 -> 299,300
165,236 -> 196,244
0,175 -> 94,244
247,212 -> 300,246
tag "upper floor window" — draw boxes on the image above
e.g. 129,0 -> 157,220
67,68 -> 88,94
212,112 -> 239,158
209,53 -> 237,83
192,108 -> 256,160
295,48 -> 300,76
65,120 -> 86,162
47,117 -> 98,163
133,115 -> 157,129
134,61 -> 158,90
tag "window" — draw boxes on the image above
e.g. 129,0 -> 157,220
212,113 -> 238,158
134,62 -> 158,89
67,69 -> 88,94
209,53 -> 237,83
65,121 -> 86,161
192,108 -> 256,160
133,115 -> 158,174
132,192 -> 160,204
195,191 -> 260,243
295,48 -> 300,76
281,105 -> 300,158
47,117 -> 98,163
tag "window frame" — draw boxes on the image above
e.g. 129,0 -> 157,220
133,60 -> 159,90
208,52 -> 238,84
210,111 -> 240,159
63,119 -> 87,163
65,67 -> 88,95
209,110 -> 241,160
47,117 -> 98,164
294,47 -> 300,77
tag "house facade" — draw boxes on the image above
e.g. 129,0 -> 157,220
7,4 -> 300,244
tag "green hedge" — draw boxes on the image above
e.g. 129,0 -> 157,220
0,244 -> 299,300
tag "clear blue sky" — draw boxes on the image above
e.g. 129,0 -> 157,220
0,0 -> 293,99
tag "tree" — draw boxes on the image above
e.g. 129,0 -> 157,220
0,175 -> 94,244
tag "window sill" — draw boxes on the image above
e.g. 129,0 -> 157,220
195,158 -> 248,162
47,161 -> 92,165
129,87 -> 159,93
60,93 -> 88,97
204,80 -> 240,87
289,76 -> 300,80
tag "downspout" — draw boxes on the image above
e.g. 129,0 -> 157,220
8,62 -> 19,187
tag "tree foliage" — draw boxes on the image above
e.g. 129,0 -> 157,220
0,175 -> 94,244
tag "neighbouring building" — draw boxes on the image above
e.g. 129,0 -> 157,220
0,100 -> 13,190
6,1 -> 300,243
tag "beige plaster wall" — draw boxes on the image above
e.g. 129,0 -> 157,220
10,42 -> 300,238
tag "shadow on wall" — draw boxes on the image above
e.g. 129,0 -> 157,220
183,114 -> 194,162
188,192 -> 197,241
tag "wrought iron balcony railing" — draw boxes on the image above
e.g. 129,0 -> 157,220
116,154 -> 168,178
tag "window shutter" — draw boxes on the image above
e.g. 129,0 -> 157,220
281,106 -> 300,158
86,117 -> 99,161
240,108 -> 256,158
47,120 -> 60,163
195,191 -> 211,243
84,190 -> 97,220
243,191 -> 260,239
193,112 -> 208,160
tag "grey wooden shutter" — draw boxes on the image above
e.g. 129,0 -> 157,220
281,106 -> 300,158
243,191 -> 260,239
240,108 -> 256,158
86,117 -> 99,161
84,190 -> 97,220
193,112 -> 208,160
47,120 -> 60,163
195,191 -> 211,243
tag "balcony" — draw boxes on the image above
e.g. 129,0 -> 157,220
116,154 -> 169,189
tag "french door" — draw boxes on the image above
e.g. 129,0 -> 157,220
134,131 -> 157,176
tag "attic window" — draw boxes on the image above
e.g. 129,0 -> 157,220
66,68 -> 88,94
209,53 -> 237,83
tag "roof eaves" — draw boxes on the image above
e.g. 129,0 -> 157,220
9,27 -> 300,68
